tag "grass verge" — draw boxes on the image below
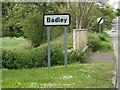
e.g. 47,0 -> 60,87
3,62 -> 114,88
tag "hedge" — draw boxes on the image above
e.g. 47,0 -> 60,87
2,33 -> 86,69
2,47 -> 86,69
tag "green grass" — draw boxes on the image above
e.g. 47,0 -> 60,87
0,37 -> 30,48
2,62 -> 114,88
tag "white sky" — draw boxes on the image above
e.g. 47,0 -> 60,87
108,0 -> 119,9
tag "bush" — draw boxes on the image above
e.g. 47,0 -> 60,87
2,47 -> 86,69
88,33 -> 101,52
98,41 -> 113,52
99,32 -> 110,42
88,32 -> 113,52
2,33 -> 86,69
68,50 -> 87,63
51,48 -> 64,66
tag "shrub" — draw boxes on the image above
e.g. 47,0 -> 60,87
2,47 -> 86,69
51,48 -> 64,66
99,32 -> 110,42
88,32 -> 113,52
2,32 -> 86,69
68,50 -> 87,63
88,33 -> 101,52
98,41 -> 113,52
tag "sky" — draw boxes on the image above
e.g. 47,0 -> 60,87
108,0 -> 119,9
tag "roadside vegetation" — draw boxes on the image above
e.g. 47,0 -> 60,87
1,1 -> 116,88
2,2 -> 116,47
2,31 -> 115,88
2,33 -> 86,69
3,62 -> 114,88
88,32 -> 113,52
2,31 -> 113,69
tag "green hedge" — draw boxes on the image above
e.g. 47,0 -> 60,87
2,47 -> 86,69
2,33 -> 86,69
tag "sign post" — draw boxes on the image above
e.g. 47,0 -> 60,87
99,24 -> 101,33
47,26 -> 51,69
43,14 -> 70,68
64,26 -> 67,67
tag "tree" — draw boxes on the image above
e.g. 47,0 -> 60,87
2,2 -> 67,47
2,2 -> 23,37
19,2 -> 61,47
69,0 -> 94,29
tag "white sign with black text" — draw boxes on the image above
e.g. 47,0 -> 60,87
43,14 -> 70,26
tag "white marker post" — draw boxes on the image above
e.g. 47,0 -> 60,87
97,17 -> 104,33
43,14 -> 70,68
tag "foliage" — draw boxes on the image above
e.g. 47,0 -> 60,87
2,2 -> 116,47
2,47 -> 86,69
101,7 -> 116,20
99,6 -> 116,30
21,12 -> 47,47
2,2 -> 67,47
68,50 -> 86,63
88,32 -> 113,52
2,2 -> 24,37
116,9 -> 120,16
69,2 -> 95,29
88,4 -> 116,32
2,33 -> 86,69
88,33 -> 101,52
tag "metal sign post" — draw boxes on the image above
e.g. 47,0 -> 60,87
47,27 -> 51,69
64,26 -> 67,67
99,24 -> 101,33
44,14 -> 70,68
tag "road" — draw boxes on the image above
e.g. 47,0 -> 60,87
107,17 -> 119,89
117,17 -> 120,90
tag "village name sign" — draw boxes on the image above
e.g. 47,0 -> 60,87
44,14 -> 70,26
43,14 -> 70,69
